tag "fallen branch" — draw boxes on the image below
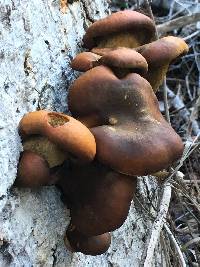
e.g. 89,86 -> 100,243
143,183 -> 172,267
183,180 -> 200,184
157,12 -> 200,35
163,78 -> 171,123
164,224 -> 187,267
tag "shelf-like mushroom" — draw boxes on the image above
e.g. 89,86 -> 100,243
69,66 -> 184,176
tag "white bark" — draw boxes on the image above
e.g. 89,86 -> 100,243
0,1 -> 168,266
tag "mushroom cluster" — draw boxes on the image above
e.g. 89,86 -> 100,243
15,10 -> 188,256
67,10 -> 188,254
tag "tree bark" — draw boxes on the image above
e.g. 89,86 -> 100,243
0,1 -> 167,266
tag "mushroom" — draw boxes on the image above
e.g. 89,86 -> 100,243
19,110 -> 96,163
83,10 -> 156,50
135,36 -> 189,92
57,161 -> 136,236
91,37 -> 189,92
68,65 -> 184,176
65,225 -> 111,255
13,10 -> 187,258
16,110 -> 96,187
71,48 -> 148,78
15,151 -> 51,187
71,52 -> 101,72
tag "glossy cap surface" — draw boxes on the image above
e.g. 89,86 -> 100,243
83,10 -> 156,49
19,111 -> 96,163
69,66 -> 184,175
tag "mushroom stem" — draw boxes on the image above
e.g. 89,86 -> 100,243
96,32 -> 141,49
136,36 -> 189,92
23,135 -> 66,168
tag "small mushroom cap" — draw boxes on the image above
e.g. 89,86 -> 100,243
71,52 -> 101,72
65,227 -> 111,255
69,66 -> 184,175
98,48 -> 148,74
58,161 -> 136,236
135,36 -> 189,91
83,10 -> 156,49
15,151 -> 50,187
19,111 -> 96,163
136,36 -> 189,67
69,65 -> 158,119
19,110 -> 48,138
71,48 -> 148,76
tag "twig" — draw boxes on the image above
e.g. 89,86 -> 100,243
175,211 -> 190,222
163,78 -> 171,123
136,0 -> 140,9
164,224 -> 187,267
183,180 -> 200,184
183,237 -> 200,250
143,0 -> 158,39
168,87 -> 200,135
161,233 -> 173,267
187,95 -> 200,136
157,12 -> 200,35
143,183 -> 172,267
165,135 -> 200,184
183,30 -> 200,41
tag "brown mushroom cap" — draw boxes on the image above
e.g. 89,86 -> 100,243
98,48 -> 148,76
57,161 -> 136,236
91,36 -> 188,91
15,151 -> 51,187
83,10 -> 156,49
71,52 -> 101,72
68,65 -> 184,175
19,111 -> 96,163
65,226 -> 111,255
71,48 -> 148,77
136,36 -> 189,91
